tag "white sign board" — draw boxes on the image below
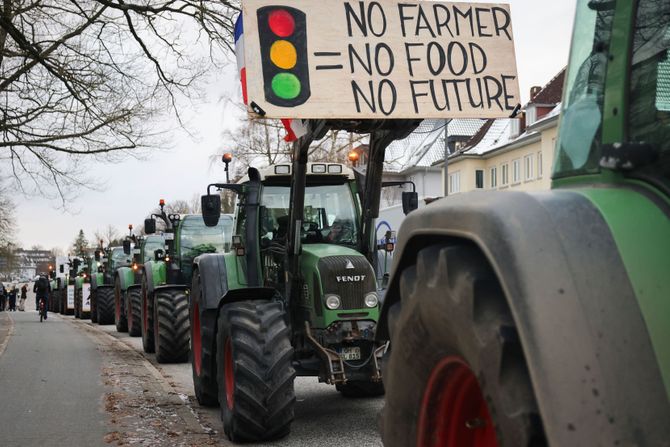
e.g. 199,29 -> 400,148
242,0 -> 519,119
67,285 -> 75,310
82,283 -> 91,312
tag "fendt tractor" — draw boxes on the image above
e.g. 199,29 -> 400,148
58,256 -> 83,316
376,1 -> 670,446
194,154 -> 417,440
112,225 -> 142,333
73,262 -> 91,319
140,200 -> 233,363
49,256 -> 67,314
91,245 -> 129,325
115,232 -> 166,337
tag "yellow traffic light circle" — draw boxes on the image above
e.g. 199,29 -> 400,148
270,40 -> 297,69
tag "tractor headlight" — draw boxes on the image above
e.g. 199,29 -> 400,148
325,294 -> 341,310
364,292 -> 378,308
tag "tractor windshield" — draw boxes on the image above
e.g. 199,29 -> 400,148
261,183 -> 359,245
142,236 -> 165,263
180,215 -> 231,261
628,0 -> 670,189
554,0 -> 615,178
111,248 -> 130,267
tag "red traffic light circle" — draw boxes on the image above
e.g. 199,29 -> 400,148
268,9 -> 295,37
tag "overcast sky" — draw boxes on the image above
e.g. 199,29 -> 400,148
11,0 -> 577,252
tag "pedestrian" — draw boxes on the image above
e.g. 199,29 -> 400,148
19,284 -> 27,311
8,285 -> 17,311
0,283 -> 6,311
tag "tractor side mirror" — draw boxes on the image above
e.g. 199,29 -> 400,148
201,194 -> 221,227
94,250 -> 101,261
123,239 -> 131,255
59,265 -> 64,273
144,218 -> 156,235
402,191 -> 419,215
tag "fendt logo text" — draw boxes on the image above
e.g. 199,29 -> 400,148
336,275 -> 366,283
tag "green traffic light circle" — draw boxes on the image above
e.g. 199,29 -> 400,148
271,73 -> 301,100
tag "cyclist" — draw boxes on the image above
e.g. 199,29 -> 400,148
33,274 -> 50,320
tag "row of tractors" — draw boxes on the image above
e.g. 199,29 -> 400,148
48,200 -> 233,366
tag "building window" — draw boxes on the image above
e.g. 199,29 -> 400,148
524,154 -> 534,181
501,164 -> 509,186
490,167 -> 497,188
537,151 -> 543,178
512,159 -> 521,184
449,171 -> 461,194
475,170 -> 484,189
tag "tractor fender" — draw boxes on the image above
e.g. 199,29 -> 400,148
126,283 -> 141,292
75,276 -> 84,290
116,267 -> 135,292
193,253 -> 229,310
153,284 -> 189,294
91,273 -> 101,291
143,261 -> 166,297
379,189 -> 670,445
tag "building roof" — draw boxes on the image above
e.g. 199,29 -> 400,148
529,68 -> 566,105
384,119 -> 485,173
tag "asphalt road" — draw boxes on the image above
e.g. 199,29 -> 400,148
0,310 -> 384,446
0,310 -> 108,447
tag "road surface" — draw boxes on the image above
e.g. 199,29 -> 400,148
0,310 -> 384,446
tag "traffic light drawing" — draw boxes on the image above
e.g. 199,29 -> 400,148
257,6 -> 311,107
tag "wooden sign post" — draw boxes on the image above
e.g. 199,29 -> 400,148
241,0 -> 520,119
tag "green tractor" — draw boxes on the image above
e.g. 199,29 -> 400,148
115,232 -> 166,337
90,246 -> 128,325
59,256 -> 84,316
193,155 -> 414,441
378,1 -> 670,446
140,200 -> 232,363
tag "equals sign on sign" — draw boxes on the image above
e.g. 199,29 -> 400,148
314,52 -> 343,70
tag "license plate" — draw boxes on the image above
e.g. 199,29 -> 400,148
340,347 -> 361,361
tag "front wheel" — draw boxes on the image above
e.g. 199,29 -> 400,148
153,288 -> 190,363
114,278 -> 128,333
190,270 -> 218,407
140,277 -> 155,353
90,290 -> 98,323
216,301 -> 295,442
97,288 -> 115,325
127,288 -> 142,337
381,243 -> 545,447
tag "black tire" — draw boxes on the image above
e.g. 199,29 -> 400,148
216,301 -> 295,442
74,289 -> 81,319
190,270 -> 219,407
114,278 -> 128,333
336,380 -> 385,398
97,287 -> 115,325
127,288 -> 142,337
90,290 -> 98,323
141,277 -> 155,353
381,243 -> 546,447
153,288 -> 190,363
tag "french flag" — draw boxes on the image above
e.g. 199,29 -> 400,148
234,14 -> 307,142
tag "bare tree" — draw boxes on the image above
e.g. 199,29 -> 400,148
0,185 -> 15,246
0,0 -> 240,201
94,224 -> 121,247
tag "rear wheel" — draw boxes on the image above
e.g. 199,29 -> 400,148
216,301 -> 295,442
90,290 -> 98,323
381,243 -> 546,447
190,270 -> 219,407
74,289 -> 81,319
141,277 -> 155,353
114,278 -> 128,333
127,288 -> 142,337
153,288 -> 190,363
97,288 -> 115,325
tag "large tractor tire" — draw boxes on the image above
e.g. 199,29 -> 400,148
90,290 -> 98,323
190,270 -> 218,407
97,287 -> 115,325
216,300 -> 295,442
74,290 -> 81,319
127,288 -> 142,337
336,380 -> 385,398
153,288 -> 190,363
114,278 -> 128,333
140,277 -> 155,353
381,243 -> 545,447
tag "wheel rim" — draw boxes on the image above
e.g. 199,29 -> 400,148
224,337 -> 234,410
417,356 -> 498,447
193,300 -> 202,376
